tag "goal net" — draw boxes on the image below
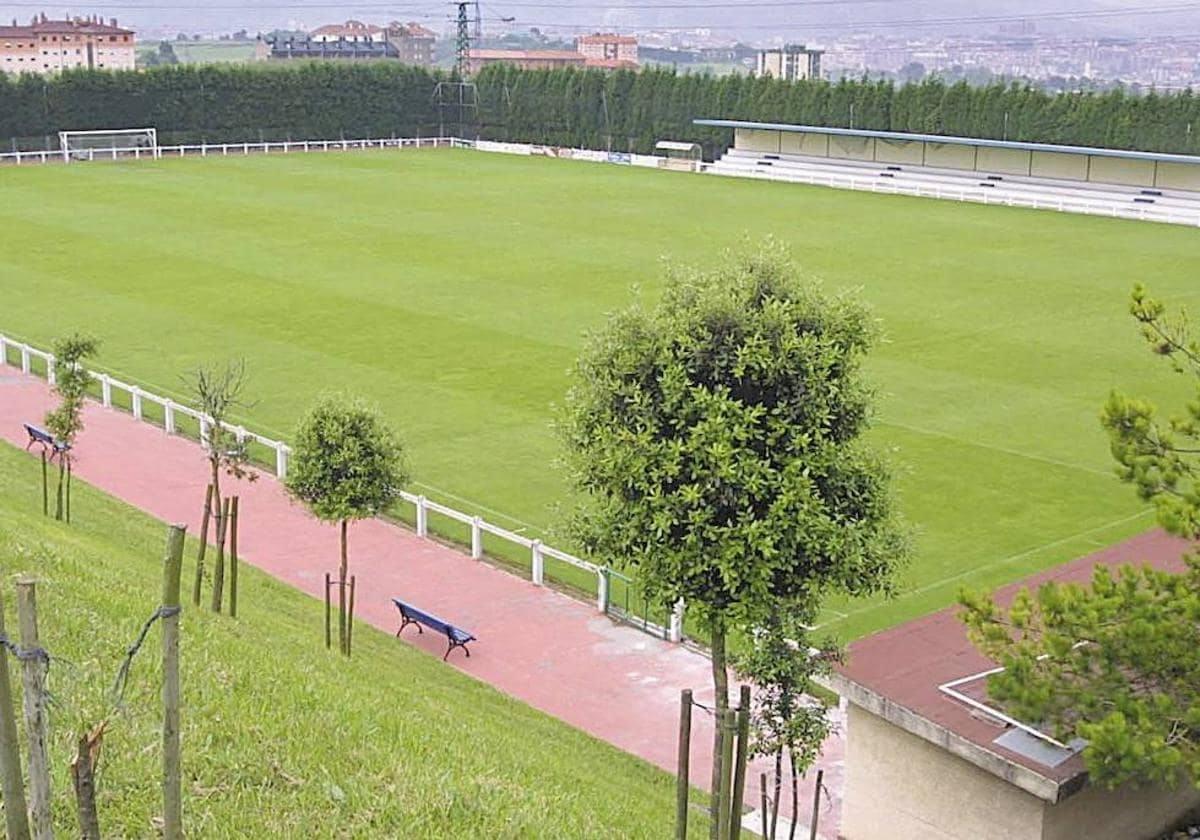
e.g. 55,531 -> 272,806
58,128 -> 159,162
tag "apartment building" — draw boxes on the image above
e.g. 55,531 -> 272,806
0,14 -> 135,75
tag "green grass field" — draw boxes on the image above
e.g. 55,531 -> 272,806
1,148 -> 1195,640
0,441 -> 705,836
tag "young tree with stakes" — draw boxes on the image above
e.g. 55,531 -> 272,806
961,285 -> 1200,790
734,604 -> 839,840
285,395 -> 408,655
187,361 -> 256,609
45,333 -> 100,522
560,239 -> 909,836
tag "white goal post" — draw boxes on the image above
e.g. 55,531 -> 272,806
58,127 -> 159,162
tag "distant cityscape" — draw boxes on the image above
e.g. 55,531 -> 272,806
2,10 -> 1198,90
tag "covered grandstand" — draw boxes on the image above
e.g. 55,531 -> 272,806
694,119 -> 1200,226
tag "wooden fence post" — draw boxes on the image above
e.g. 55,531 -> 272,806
211,497 -> 230,613
194,484 -> 213,607
730,684 -> 751,832
15,578 -> 52,840
0,589 -> 31,840
675,689 -> 692,840
71,728 -> 102,840
229,497 -> 239,619
161,524 -> 186,840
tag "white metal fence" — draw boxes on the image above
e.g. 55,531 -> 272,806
0,331 -> 683,639
707,163 -> 1200,228
0,135 -> 468,165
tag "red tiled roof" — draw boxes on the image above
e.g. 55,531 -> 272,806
469,48 -> 584,61
1,18 -> 132,36
311,20 -> 382,37
833,528 -> 1192,790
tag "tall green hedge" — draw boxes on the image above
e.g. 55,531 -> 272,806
3,62 -> 1199,157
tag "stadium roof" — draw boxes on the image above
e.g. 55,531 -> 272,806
693,119 -> 1200,166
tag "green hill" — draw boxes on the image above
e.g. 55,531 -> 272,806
0,441 -> 702,837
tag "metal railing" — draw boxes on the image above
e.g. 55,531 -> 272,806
0,331 -> 683,637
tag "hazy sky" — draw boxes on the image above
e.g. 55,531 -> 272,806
2,0 -> 1197,40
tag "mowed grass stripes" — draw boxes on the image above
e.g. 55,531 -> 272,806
1,148 -> 1195,639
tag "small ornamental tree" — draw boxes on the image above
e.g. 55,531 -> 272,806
285,395 -> 409,655
734,603 -> 839,840
45,333 -> 100,522
186,360 -> 257,609
559,238 -> 909,832
960,285 -> 1200,790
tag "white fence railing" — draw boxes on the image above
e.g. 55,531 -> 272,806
0,331 -> 683,638
707,162 -> 1200,228
0,135 -> 468,165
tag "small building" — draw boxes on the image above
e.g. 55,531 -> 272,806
755,44 -> 823,81
0,14 -> 135,75
830,530 -> 1200,840
576,33 -> 638,66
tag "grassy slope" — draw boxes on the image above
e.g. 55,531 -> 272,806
0,442 -> 704,837
0,148 -> 1194,639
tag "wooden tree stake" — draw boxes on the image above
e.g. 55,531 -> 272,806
716,708 -> 736,840
65,457 -> 72,524
15,578 -> 52,840
324,573 -> 332,650
193,484 -> 213,606
346,575 -> 356,657
0,589 -> 31,840
808,768 -> 823,840
759,772 -> 770,840
675,689 -> 693,840
730,684 -> 751,831
40,450 -> 48,517
211,497 -> 230,613
161,524 -> 186,840
229,496 -> 239,619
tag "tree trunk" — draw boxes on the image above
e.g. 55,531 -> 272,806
339,519 -> 348,655
709,618 -> 730,840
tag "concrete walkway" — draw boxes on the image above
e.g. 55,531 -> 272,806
0,367 -> 843,835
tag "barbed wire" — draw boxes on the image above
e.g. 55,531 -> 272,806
0,632 -> 51,665
111,605 -> 181,704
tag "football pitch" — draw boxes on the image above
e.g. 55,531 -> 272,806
2,147 -> 1195,640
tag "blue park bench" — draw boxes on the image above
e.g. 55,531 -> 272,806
392,598 -> 476,661
24,424 -> 70,461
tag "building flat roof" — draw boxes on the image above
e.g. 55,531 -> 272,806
830,528 -> 1192,803
694,119 -> 1200,166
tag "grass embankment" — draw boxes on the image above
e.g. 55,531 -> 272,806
0,441 -> 705,837
1,148 -> 1191,638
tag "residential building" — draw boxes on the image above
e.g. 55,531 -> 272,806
309,20 -> 383,44
755,44 -> 823,81
576,33 -> 638,67
262,20 -> 435,66
0,14 -> 135,75
385,22 -> 435,67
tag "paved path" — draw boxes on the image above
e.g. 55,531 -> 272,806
0,368 -> 844,835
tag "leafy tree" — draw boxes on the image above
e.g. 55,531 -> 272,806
961,286 -> 1200,789
45,333 -> 99,522
559,238 -> 909,833
285,396 -> 409,655
734,603 -> 838,840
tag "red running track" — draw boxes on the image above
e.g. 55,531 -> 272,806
0,368 -> 844,836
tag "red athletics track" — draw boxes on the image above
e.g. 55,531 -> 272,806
0,367 -> 844,836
